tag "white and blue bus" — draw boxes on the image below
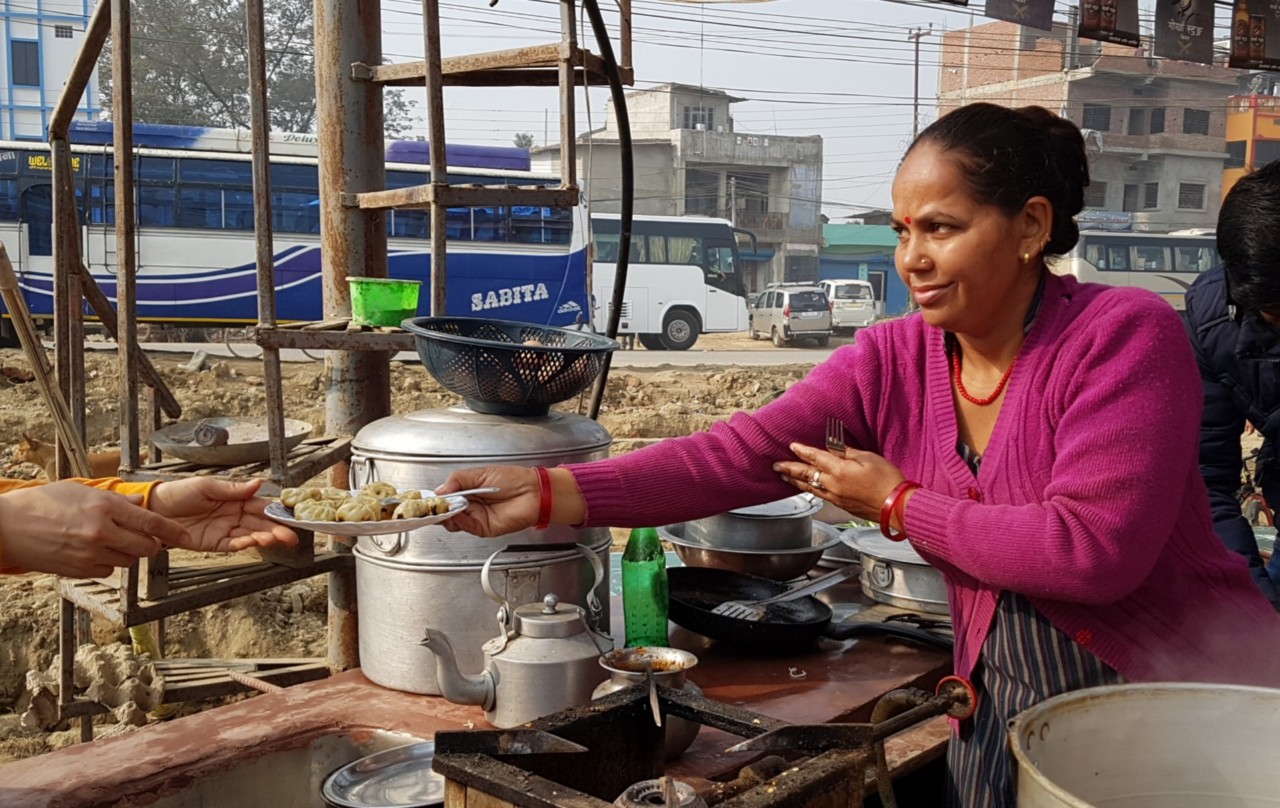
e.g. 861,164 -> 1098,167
590,213 -> 751,350
0,122 -> 591,333
1051,229 -> 1219,311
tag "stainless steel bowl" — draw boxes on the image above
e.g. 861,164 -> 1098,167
684,495 -> 823,551
658,522 -> 842,581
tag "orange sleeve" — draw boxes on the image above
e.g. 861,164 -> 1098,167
0,478 -> 160,573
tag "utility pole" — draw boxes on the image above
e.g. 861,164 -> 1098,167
909,25 -> 934,140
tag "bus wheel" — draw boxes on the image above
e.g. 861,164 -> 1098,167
638,334 -> 665,351
660,311 -> 698,351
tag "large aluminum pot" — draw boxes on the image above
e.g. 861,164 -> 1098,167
1011,683 -> 1280,807
351,406 -> 611,563
843,527 -> 948,615
684,495 -> 823,551
356,538 -> 611,695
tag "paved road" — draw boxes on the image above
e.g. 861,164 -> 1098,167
87,341 -> 838,368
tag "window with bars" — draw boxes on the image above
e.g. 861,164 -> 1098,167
1083,181 -> 1108,209
1183,108 -> 1211,135
54,25 -> 73,39
10,41 -> 38,87
1177,183 -> 1206,210
1143,183 -> 1160,209
1149,107 -> 1166,134
1082,104 -> 1112,132
1128,109 -> 1145,135
1256,140 -> 1280,166
1226,141 -> 1247,169
682,106 -> 714,131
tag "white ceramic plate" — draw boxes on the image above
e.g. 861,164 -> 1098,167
265,492 -> 467,535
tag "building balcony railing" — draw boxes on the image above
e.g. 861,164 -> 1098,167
733,210 -> 786,232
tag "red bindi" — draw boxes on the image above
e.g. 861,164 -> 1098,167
904,216 -> 912,225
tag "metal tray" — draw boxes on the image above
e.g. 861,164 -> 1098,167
151,417 -> 313,466
322,740 -> 444,807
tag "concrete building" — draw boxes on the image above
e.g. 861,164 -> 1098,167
1222,84 -> 1280,201
533,83 -> 823,293
939,21 -> 1240,232
0,0 -> 98,141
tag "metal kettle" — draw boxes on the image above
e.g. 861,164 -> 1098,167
420,544 -> 614,728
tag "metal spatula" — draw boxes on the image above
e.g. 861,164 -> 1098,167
710,562 -> 861,621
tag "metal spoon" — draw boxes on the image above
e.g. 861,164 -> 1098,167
643,658 -> 663,728
381,486 -> 501,506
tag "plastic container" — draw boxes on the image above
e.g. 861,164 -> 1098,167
349,278 -> 421,327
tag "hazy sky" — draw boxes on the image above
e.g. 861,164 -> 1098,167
377,0 -> 1207,217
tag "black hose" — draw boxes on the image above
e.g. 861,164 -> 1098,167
582,0 -> 632,422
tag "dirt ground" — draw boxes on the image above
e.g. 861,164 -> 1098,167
0,331 -> 847,762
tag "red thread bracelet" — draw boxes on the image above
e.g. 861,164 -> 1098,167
534,466 -> 553,531
879,480 -> 921,541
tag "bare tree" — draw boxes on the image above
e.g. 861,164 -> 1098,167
99,0 -> 413,136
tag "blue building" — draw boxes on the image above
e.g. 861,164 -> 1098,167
819,224 -> 910,315
2,0 -> 97,141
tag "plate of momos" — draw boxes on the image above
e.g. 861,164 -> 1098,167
265,482 -> 467,534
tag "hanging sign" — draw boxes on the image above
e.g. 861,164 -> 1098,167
984,0 -> 1054,30
1079,0 -> 1141,47
1154,0 -> 1215,64
1228,0 -> 1280,70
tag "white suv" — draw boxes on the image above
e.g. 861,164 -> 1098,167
818,279 -> 877,333
749,284 -> 832,347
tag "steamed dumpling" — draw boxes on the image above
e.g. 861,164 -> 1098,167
393,498 -> 435,519
293,500 -> 338,522
281,487 -> 322,508
359,481 -> 397,500
320,487 -> 351,502
336,500 -> 378,522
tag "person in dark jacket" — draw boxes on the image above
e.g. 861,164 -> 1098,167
1185,159 -> 1280,610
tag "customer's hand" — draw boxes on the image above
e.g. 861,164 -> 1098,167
436,466 -> 542,537
149,478 -> 299,553
0,481 -> 186,578
774,442 -> 906,523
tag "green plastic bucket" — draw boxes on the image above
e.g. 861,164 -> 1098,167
348,278 -> 422,327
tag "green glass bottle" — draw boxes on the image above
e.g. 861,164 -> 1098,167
621,527 -> 669,648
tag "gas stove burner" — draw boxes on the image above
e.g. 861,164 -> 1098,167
613,778 -> 706,808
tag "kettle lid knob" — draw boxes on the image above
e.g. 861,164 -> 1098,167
541,594 -> 560,614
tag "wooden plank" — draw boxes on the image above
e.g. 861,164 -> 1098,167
355,184 -> 578,211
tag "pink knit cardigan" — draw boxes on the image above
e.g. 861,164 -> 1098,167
567,272 -> 1280,685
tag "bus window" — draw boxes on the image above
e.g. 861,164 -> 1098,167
595,233 -> 619,263
667,236 -> 700,264
647,235 -> 667,264
1134,246 -> 1167,272
446,207 -> 471,240
138,186 -> 177,227
178,187 -> 222,229
1174,246 -> 1216,273
1106,245 -> 1129,271
628,237 -> 648,263
224,189 -> 255,230
0,178 -> 22,221
706,245 -> 735,276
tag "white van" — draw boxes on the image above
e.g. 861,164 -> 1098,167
818,279 -> 877,332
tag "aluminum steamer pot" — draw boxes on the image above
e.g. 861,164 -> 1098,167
350,406 -> 612,564
684,495 -> 824,550
356,539 -> 611,695
1011,683 -> 1280,807
844,527 -> 949,615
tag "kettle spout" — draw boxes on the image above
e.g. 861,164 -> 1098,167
420,628 -> 495,710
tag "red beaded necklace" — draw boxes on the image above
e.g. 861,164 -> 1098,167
951,350 -> 1016,406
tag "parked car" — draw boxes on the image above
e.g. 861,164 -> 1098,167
749,284 -> 832,347
817,279 -> 877,333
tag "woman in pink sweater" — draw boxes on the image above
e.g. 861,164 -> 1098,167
440,103 -> 1280,806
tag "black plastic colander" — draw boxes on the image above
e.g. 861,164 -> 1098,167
402,316 -> 619,416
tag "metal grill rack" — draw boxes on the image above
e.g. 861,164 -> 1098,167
39,0 -> 632,738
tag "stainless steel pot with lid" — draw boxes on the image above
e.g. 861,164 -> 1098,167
351,406 -> 611,564
843,527 -> 949,615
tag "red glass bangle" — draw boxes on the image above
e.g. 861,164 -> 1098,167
534,466 -> 553,531
879,480 -> 921,541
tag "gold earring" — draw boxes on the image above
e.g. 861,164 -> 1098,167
1022,251 -> 1030,264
